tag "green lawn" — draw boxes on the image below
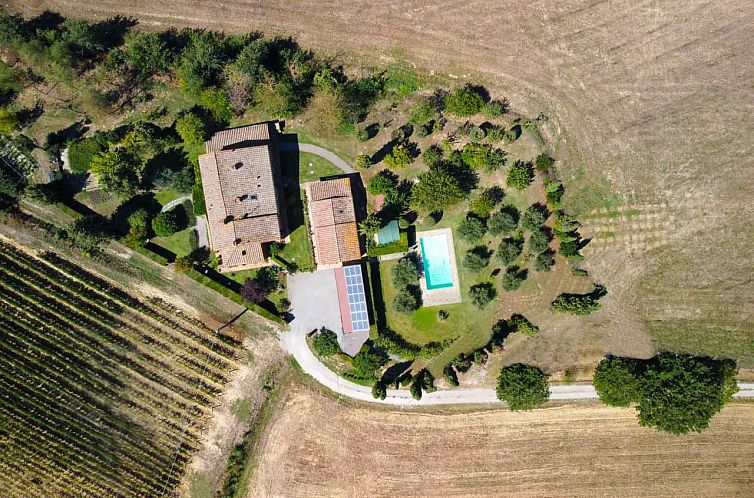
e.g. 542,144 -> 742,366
73,190 -> 122,216
151,227 -> 196,257
224,268 -> 288,309
379,193 -> 551,376
279,223 -> 315,271
154,189 -> 185,206
299,152 -> 344,181
280,150 -> 344,184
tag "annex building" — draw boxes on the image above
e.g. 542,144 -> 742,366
303,177 -> 361,269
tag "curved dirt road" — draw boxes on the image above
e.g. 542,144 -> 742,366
280,328 -> 754,406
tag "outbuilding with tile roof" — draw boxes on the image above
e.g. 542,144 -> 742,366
303,177 -> 362,269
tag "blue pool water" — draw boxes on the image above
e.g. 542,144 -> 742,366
420,234 -> 454,290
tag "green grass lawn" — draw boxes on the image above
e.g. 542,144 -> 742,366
299,152 -> 344,181
224,268 -> 288,309
280,150 -> 344,184
378,188 -> 551,376
73,190 -> 123,216
151,227 -> 196,257
279,223 -> 315,271
154,189 -> 185,206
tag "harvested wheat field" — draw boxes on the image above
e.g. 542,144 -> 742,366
251,387 -> 754,497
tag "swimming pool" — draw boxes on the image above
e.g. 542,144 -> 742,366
420,234 -> 455,290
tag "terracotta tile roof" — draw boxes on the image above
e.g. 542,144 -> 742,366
304,178 -> 361,267
310,197 -> 356,228
198,122 -> 287,271
205,122 -> 272,152
307,177 -> 352,201
219,242 -> 266,269
336,222 -> 361,262
312,225 -> 340,266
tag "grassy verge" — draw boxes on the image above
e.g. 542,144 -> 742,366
216,363 -> 290,498
184,268 -> 285,325
305,336 -> 375,387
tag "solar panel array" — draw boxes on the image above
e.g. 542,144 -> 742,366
343,265 -> 370,332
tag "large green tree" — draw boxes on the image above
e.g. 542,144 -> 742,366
496,363 -> 549,410
90,148 -> 140,198
637,354 -> 736,434
411,168 -> 465,213
593,357 -> 641,407
121,32 -> 172,76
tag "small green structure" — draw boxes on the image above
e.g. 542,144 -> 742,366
375,220 -> 400,245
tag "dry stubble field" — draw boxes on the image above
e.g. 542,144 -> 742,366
251,387 -> 754,497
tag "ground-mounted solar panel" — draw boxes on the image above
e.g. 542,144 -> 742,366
343,264 -> 370,331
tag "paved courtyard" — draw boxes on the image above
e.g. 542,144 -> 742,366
287,269 -> 368,356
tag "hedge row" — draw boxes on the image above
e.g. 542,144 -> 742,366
367,232 -> 409,257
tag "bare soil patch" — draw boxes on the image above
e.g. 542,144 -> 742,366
250,386 -> 754,497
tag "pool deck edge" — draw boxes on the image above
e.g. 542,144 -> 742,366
416,227 -> 463,306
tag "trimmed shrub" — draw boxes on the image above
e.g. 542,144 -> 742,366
551,285 -> 607,315
421,144 -> 443,167
367,169 -> 398,195
501,266 -> 527,291
410,378 -> 423,400
444,85 -> 485,116
392,256 -> 420,288
535,153 -> 555,174
312,328 -> 340,356
461,142 -> 507,173
534,249 -> 556,272
356,154 -> 372,169
507,160 -> 534,190
393,288 -> 421,314
481,99 -> 507,117
509,314 -> 540,337
443,364 -> 459,387
175,113 -> 207,146
372,381 -> 387,400
521,204 -> 549,232
384,144 -> 413,168
127,208 -> 150,230
488,208 -> 518,236
496,237 -> 523,265
469,188 -> 502,218
463,247 -> 490,272
528,229 -> 551,254
67,135 -> 107,174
